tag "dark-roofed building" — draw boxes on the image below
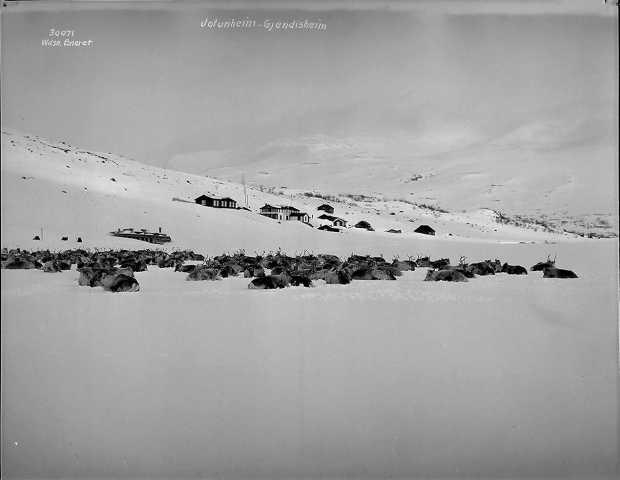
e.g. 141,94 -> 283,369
259,204 -> 279,219
354,220 -> 374,231
219,197 -> 237,208
259,204 -> 309,223
195,194 -> 237,209
289,211 -> 310,223
317,204 -> 334,214
414,224 -> 435,236
318,214 -> 347,228
280,205 -> 300,213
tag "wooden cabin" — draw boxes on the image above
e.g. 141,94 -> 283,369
259,204 -> 281,220
289,211 -> 310,223
259,204 -> 309,223
317,204 -> 335,214
195,194 -> 237,209
318,214 -> 347,228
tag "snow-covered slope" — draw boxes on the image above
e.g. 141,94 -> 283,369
169,120 -> 618,237
1,129 -> 599,257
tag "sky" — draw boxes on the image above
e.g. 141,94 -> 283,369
1,0 -> 617,166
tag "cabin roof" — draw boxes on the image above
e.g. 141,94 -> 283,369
196,194 -> 236,201
260,204 -> 302,211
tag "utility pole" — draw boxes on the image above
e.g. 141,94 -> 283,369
242,173 -> 248,207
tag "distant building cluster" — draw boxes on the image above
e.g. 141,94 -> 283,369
191,194 -> 435,236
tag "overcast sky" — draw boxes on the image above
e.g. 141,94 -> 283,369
1,0 -> 617,165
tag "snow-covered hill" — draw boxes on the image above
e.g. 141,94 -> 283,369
169,122 -> 618,238
1,129 -> 602,257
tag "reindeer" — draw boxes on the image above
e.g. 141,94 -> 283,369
543,266 -> 578,279
501,263 -> 528,275
416,254 -> 431,268
531,254 -> 556,271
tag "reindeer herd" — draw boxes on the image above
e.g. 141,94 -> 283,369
0,248 -> 579,293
